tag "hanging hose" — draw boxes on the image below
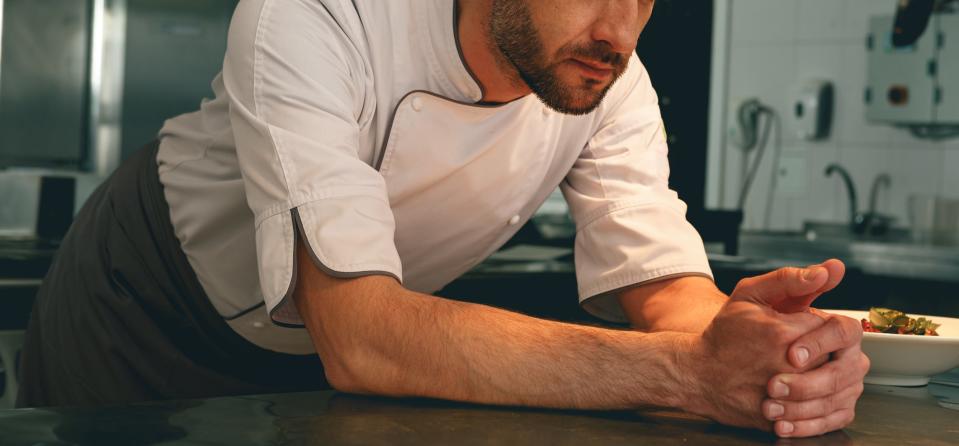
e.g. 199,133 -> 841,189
733,102 -> 782,230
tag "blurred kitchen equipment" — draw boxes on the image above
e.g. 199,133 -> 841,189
909,195 -> 959,245
35,176 -> 76,241
867,1 -> 959,134
793,80 -> 834,141
732,99 -> 782,229
687,209 -> 744,256
892,0 -> 936,48
0,0 -> 90,168
0,330 -> 24,409
120,0 -> 236,159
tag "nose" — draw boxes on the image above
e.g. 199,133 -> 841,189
591,0 -> 648,54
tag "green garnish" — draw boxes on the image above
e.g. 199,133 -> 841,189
865,307 -> 941,336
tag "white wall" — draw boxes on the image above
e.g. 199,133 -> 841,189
707,0 -> 959,231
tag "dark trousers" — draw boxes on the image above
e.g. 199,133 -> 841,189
16,142 -> 328,408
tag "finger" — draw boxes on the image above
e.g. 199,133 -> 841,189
787,315 -> 862,369
732,265 -> 829,309
763,382 -> 863,421
775,259 -> 847,313
817,259 -> 845,294
776,310 -> 829,335
774,408 -> 856,438
768,352 -> 870,401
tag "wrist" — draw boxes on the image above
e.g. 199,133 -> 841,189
668,332 -> 711,414
622,330 -> 707,411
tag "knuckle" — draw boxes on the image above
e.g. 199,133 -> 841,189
848,317 -> 864,341
831,318 -> 854,346
811,335 -> 828,358
733,277 -> 753,294
775,268 -> 795,283
770,324 -> 791,343
843,316 -> 863,342
798,400 -> 823,420
788,378 -> 810,400
783,401 -> 803,419
860,354 -> 871,374
805,418 -> 827,436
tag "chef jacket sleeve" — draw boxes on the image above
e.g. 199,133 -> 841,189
561,54 -> 713,323
223,0 -> 401,326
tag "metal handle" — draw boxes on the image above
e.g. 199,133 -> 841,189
88,0 -> 127,176
0,0 -> 6,100
0,279 -> 43,287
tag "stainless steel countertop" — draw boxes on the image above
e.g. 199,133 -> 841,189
1,383 -> 957,445
738,231 -> 959,283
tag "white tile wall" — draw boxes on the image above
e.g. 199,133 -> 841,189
708,0 -> 959,231
730,0 -> 799,45
796,0 -> 847,43
942,148 -> 959,197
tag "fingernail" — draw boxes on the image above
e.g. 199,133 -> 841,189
795,347 -> 810,365
779,420 -> 795,435
803,266 -> 825,282
767,402 -> 784,419
771,380 -> 790,398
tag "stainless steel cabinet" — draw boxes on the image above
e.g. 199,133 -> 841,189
0,0 -> 91,168
0,0 -> 237,169
120,0 -> 235,157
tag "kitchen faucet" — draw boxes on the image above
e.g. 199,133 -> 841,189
825,163 -> 859,232
824,164 -> 894,236
864,174 -> 894,235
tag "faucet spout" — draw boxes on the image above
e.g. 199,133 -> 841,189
868,174 -> 891,216
825,163 -> 859,232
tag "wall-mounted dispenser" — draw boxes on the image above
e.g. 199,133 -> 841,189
794,80 -> 834,141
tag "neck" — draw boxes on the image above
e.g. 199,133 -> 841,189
456,0 -> 531,103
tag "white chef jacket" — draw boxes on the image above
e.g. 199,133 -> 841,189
157,0 -> 712,351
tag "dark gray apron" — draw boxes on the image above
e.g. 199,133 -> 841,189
16,142 -> 328,408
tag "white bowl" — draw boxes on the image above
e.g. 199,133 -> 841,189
824,310 -> 959,386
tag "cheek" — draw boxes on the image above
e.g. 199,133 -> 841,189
528,2 -> 596,58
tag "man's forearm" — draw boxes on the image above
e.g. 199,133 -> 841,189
618,275 -> 728,333
295,272 -> 699,411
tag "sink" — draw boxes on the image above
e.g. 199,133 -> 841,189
738,223 -> 959,283
801,221 -> 911,244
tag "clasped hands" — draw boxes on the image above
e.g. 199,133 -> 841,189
689,259 -> 869,438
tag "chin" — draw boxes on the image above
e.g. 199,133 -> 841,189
544,95 -> 605,116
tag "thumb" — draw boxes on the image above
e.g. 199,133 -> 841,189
731,265 -> 829,312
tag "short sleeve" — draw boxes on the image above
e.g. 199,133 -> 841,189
561,54 -> 713,323
224,0 -> 401,326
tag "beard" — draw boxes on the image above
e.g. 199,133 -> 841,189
488,0 -> 629,115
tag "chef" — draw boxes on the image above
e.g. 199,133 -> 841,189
17,0 -> 868,438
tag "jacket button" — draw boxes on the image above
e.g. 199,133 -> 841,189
508,215 -> 521,226
411,96 -> 424,112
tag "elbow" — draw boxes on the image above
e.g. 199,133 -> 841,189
321,346 -> 398,396
322,349 -> 370,394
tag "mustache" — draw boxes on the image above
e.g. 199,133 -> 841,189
565,43 -> 628,70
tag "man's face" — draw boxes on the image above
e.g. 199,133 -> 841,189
489,0 -> 654,115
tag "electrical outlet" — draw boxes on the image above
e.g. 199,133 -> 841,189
777,155 -> 808,197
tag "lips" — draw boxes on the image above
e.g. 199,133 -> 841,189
569,58 -> 615,79
572,58 -> 615,71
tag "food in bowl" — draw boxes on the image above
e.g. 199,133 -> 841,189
860,307 -> 940,336
826,309 -> 959,386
